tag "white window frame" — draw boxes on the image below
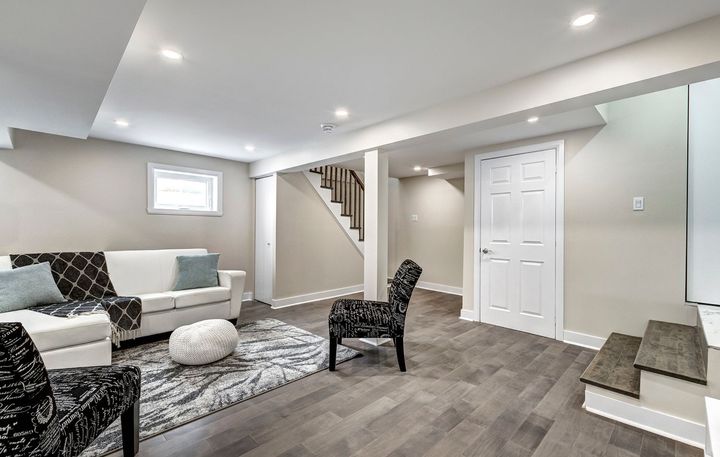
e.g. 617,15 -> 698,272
147,163 -> 223,216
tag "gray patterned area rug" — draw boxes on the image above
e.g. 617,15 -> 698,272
80,318 -> 360,456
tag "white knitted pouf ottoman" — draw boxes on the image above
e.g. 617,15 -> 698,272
169,319 -> 239,365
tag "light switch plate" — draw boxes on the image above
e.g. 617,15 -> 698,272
633,197 -> 645,211
411,214 -> 419,221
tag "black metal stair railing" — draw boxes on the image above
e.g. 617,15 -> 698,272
309,166 -> 364,241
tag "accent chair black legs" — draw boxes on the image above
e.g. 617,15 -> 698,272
327,259 -> 422,373
394,337 -> 406,372
121,399 -> 140,456
329,336 -> 338,371
331,336 -> 406,372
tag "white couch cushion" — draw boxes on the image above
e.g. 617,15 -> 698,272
138,292 -> 175,313
167,287 -> 231,309
0,256 -> 11,271
0,309 -> 110,352
105,248 -> 208,296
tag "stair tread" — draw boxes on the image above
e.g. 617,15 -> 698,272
580,333 -> 642,398
633,320 -> 707,385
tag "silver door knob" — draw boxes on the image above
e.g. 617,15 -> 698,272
481,248 -> 490,254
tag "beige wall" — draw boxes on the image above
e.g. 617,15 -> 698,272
0,130 -> 254,285
463,86 -> 690,338
274,172 -> 363,299
391,175 -> 464,288
388,177 -> 400,276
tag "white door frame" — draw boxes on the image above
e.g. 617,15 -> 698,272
473,140 -> 565,340
254,174 -> 277,304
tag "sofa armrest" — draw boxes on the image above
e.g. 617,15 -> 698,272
218,270 -> 246,319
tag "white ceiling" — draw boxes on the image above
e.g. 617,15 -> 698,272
0,0 -> 146,139
88,0 -> 720,162
337,106 -> 607,178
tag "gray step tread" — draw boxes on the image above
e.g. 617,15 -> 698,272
633,320 -> 707,385
580,332 -> 641,399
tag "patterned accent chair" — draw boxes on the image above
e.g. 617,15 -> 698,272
0,323 -> 141,457
328,259 -> 422,372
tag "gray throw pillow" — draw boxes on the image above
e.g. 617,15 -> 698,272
173,254 -> 220,291
0,262 -> 66,313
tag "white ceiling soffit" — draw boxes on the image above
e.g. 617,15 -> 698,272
251,14 -> 720,177
336,106 -> 606,178
91,0 -> 720,163
0,128 -> 14,150
427,164 -> 465,180
0,0 -> 146,139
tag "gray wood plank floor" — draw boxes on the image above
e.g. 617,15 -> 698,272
108,290 -> 701,457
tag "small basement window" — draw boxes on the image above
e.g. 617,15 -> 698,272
147,163 -> 223,216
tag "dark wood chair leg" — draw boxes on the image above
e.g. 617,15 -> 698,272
395,337 -> 406,372
121,400 -> 139,456
337,336 -> 342,345
329,336 -> 337,371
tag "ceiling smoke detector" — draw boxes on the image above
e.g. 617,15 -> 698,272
320,123 -> 336,134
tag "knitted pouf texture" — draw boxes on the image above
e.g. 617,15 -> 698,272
169,319 -> 239,365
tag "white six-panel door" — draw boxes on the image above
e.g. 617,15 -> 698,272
480,149 -> 557,338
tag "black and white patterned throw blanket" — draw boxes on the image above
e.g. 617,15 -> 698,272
10,252 -> 142,344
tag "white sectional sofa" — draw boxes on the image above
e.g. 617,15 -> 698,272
0,248 -> 246,369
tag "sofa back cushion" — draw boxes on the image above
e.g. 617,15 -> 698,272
105,248 -> 208,295
10,252 -> 117,300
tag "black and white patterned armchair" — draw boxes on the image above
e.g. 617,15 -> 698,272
0,322 -> 141,457
328,259 -> 422,372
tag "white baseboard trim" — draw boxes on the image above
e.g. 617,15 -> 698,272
270,284 -> 363,309
416,281 -> 463,296
242,291 -> 254,302
563,330 -> 607,350
584,388 -> 705,449
459,309 -> 479,322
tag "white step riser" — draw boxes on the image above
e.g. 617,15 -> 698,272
583,364 -> 713,450
706,397 -> 720,457
584,386 -> 705,449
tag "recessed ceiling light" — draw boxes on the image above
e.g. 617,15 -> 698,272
334,108 -> 349,119
114,119 -> 129,127
527,116 -> 539,124
161,49 -> 183,60
244,144 -> 256,152
413,165 -> 422,172
571,13 -> 596,28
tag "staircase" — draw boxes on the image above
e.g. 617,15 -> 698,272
304,165 -> 365,253
579,312 -> 720,450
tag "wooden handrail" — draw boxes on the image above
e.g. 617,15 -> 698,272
349,170 -> 364,190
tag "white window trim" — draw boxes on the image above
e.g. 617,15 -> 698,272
147,163 -> 224,217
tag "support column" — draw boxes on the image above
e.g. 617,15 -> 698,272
362,150 -> 390,346
363,149 -> 389,301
